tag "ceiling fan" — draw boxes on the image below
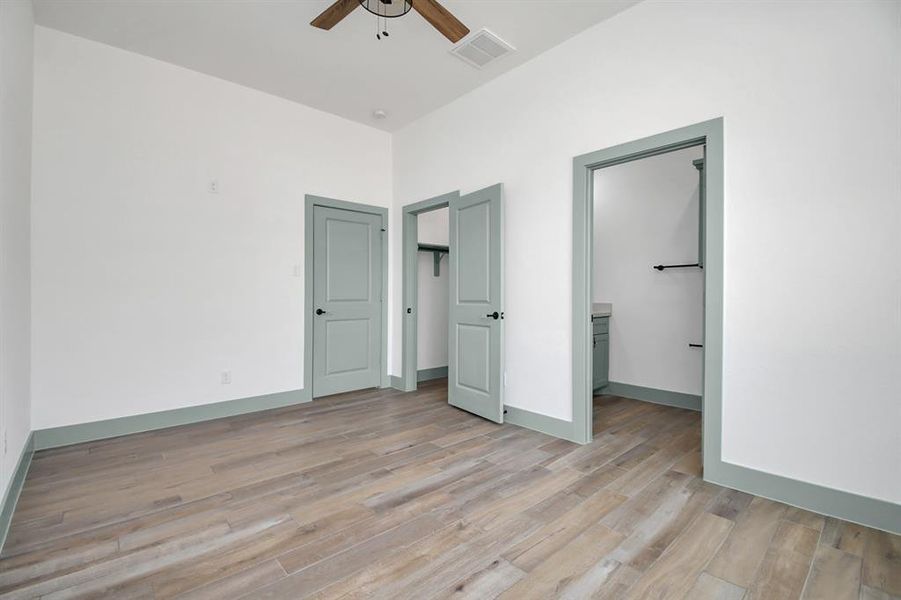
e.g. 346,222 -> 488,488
311,0 -> 470,43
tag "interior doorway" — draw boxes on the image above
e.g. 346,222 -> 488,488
401,191 -> 458,392
415,207 -> 451,384
590,144 -> 706,471
592,145 -> 706,409
401,186 -> 506,423
571,119 -> 724,483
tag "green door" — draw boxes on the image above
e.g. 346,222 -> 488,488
448,184 -> 504,423
312,205 -> 382,397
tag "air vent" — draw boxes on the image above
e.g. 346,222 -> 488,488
450,29 -> 515,69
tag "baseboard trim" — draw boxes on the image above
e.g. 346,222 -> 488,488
417,367 -> 448,382
20,383 -> 900,539
389,375 -> 405,391
0,432 -> 34,552
33,389 -> 311,451
706,460 -> 901,536
604,381 -> 701,412
504,405 -> 578,443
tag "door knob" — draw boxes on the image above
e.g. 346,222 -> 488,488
486,311 -> 500,320
315,308 -> 326,315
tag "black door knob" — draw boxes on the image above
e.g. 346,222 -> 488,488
315,308 -> 326,315
487,311 -> 500,320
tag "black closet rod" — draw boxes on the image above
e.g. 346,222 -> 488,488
653,263 -> 703,271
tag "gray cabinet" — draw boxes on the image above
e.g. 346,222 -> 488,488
592,317 -> 609,391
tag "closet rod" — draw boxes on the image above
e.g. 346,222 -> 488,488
653,263 -> 702,271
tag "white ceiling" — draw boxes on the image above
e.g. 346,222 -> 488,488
33,0 -> 638,131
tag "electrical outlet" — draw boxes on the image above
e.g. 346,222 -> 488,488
221,371 -> 231,385
208,179 -> 219,194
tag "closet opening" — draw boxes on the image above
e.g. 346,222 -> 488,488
570,119 -> 724,482
400,191 -> 458,394
591,144 -> 706,471
414,207 -> 450,391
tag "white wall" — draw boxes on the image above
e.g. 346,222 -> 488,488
0,0 -> 33,499
594,146 -> 704,395
31,27 -> 392,429
392,1 -> 901,503
417,207 -> 448,370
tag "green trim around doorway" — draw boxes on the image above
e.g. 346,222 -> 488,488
304,195 -> 390,399
603,382 -> 701,412
571,118 -> 723,457
401,191 -> 460,392
0,433 -> 34,552
571,119 -> 901,536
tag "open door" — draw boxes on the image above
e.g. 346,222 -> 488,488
448,184 -> 504,423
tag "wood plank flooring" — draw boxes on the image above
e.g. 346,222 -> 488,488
1,380 -> 898,599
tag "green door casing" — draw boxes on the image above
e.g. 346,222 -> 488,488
312,205 -> 383,397
448,184 -> 504,423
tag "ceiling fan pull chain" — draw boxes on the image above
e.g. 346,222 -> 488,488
375,0 -> 381,40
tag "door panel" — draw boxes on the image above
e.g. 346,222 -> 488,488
456,201 -> 491,303
457,323 -> 490,393
313,206 -> 382,397
448,184 -> 504,422
325,219 -> 372,301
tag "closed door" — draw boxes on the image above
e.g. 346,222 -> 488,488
448,184 -> 504,423
312,206 -> 382,397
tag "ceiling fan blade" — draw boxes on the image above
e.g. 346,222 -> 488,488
310,0 -> 360,30
412,0 -> 470,43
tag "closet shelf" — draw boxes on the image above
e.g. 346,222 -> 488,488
418,244 -> 449,277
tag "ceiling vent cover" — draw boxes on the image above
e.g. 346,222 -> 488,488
450,29 -> 515,69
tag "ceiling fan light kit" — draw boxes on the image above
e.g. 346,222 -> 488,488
359,0 -> 411,40
358,0 -> 412,19
311,0 -> 470,44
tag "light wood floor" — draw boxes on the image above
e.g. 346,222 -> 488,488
1,380 -> 898,599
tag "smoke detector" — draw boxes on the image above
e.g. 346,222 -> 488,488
450,29 -> 515,69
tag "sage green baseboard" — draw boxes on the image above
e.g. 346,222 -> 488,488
603,381 -> 701,412
19,381 -> 901,542
707,460 -> 901,536
417,367 -> 448,382
33,389 -> 311,451
504,405 -> 578,443
0,432 -> 34,552
389,375 -> 405,391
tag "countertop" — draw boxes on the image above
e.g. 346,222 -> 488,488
592,302 -> 612,318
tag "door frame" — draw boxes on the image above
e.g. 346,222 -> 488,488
571,118 -> 724,481
400,190 -> 460,392
304,194 -> 390,399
